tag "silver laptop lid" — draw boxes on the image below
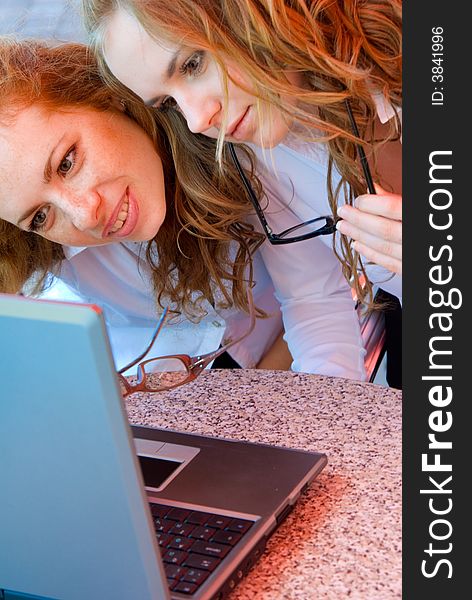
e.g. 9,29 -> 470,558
0,294 -> 169,600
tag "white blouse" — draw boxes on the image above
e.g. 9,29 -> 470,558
57,233 -> 366,380
58,243 -> 284,374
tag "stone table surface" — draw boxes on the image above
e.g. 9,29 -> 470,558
125,369 -> 402,599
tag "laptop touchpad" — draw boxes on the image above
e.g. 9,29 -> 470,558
134,438 -> 200,492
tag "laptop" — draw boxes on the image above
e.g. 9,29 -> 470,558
0,293 -> 327,600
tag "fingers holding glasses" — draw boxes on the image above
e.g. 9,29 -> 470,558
354,183 -> 402,221
336,185 -> 402,275
336,211 -> 402,274
336,203 -> 402,246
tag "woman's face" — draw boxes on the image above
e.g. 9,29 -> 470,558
0,104 -> 166,247
103,8 -> 299,148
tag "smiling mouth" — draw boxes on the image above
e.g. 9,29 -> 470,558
108,199 -> 129,234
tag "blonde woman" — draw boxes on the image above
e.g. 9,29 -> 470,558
81,0 -> 402,308
0,38 -> 366,379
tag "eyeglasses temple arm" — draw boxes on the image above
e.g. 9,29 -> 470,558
228,142 -> 275,234
345,100 -> 376,195
117,306 -> 169,374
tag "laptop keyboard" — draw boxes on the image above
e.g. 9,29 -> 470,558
149,502 -> 253,595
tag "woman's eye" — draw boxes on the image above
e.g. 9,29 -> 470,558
58,147 -> 76,175
180,51 -> 205,77
28,206 -> 50,232
153,51 -> 205,111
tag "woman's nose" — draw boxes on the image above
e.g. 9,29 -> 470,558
178,94 -> 222,134
58,190 -> 101,232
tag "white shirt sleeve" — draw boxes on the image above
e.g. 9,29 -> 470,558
254,231 -> 366,380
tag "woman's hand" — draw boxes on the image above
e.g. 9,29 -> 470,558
336,184 -> 402,275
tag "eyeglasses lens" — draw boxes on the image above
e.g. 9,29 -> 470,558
280,218 -> 332,240
141,357 -> 189,391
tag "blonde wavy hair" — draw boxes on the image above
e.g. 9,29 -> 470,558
82,0 -> 402,306
0,37 -> 265,317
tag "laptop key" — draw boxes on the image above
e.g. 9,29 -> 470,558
184,553 -> 221,572
156,532 -> 173,548
189,526 -> 217,540
226,518 -> 252,534
205,515 -> 232,529
163,549 -> 189,565
153,518 -> 174,533
167,507 -> 191,521
167,578 -> 178,591
169,522 -> 195,537
182,568 -> 209,586
190,539 -> 231,559
149,503 -> 171,518
186,511 -> 210,526
164,563 -> 187,580
211,530 -> 242,546
174,582 -> 198,595
169,536 -> 194,551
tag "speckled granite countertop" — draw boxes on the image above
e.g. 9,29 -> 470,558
125,369 -> 402,600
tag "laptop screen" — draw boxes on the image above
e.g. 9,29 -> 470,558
0,294 -> 169,599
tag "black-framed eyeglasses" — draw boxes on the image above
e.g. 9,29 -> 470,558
228,142 -> 335,244
116,289 -> 256,396
228,100 -> 375,245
